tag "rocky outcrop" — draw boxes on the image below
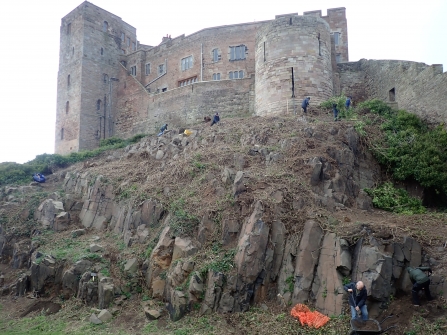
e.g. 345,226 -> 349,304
34,199 -> 68,230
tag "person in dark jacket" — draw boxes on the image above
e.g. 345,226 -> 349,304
158,123 -> 168,136
210,113 -> 220,126
344,281 -> 368,320
407,267 -> 434,306
333,103 -> 339,121
345,96 -> 352,110
301,97 -> 310,113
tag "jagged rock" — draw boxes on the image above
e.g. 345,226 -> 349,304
34,199 -> 66,230
172,237 -> 198,261
188,272 -> 204,304
29,254 -> 61,294
90,313 -> 102,325
335,239 -> 352,276
198,212 -> 214,246
98,309 -> 113,322
89,244 -> 103,252
136,224 -> 149,243
309,157 -> 323,186
54,212 -> 70,231
98,277 -> 114,309
293,220 -> 324,304
77,272 -> 98,306
221,167 -> 236,185
62,260 -> 92,296
403,236 -> 422,267
235,201 -> 269,284
71,229 -> 86,238
12,239 -> 31,269
144,307 -> 161,320
124,258 -> 138,274
15,273 -> 30,296
233,171 -> 247,197
140,199 -> 164,227
200,271 -> 225,315
167,290 -> 188,321
313,233 -> 345,316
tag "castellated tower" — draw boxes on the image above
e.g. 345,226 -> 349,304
255,14 -> 334,116
55,1 -> 136,154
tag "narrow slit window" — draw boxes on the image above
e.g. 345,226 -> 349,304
103,21 -> 108,32
333,32 -> 340,46
389,88 -> 396,102
67,74 -> 70,87
61,128 -> 64,140
65,101 -> 69,114
67,23 -> 71,35
96,99 -> 101,111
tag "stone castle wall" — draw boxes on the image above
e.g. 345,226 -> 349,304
338,59 -> 447,124
255,15 -> 333,116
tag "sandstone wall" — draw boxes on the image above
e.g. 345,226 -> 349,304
255,15 -> 333,116
338,59 -> 447,124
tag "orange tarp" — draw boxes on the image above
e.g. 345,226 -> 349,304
290,304 -> 330,329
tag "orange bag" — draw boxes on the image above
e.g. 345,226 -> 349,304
290,304 -> 330,329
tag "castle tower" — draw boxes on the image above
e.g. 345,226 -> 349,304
55,1 -> 136,154
254,14 -> 334,116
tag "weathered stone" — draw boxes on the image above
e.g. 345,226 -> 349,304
155,150 -> 164,160
221,167 -> 236,185
167,290 -> 188,321
12,239 -> 31,269
89,244 -> 103,253
293,220 -> 324,304
90,313 -> 102,325
71,229 -> 86,238
172,237 -> 198,261
198,212 -> 214,246
144,307 -> 161,320
124,258 -> 138,274
233,171 -> 247,197
97,309 -> 113,322
98,277 -> 114,309
200,271 -> 225,315
34,199 -> 66,230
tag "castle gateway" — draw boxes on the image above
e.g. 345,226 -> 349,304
56,1 -> 447,154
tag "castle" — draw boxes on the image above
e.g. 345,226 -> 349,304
55,1 -> 447,154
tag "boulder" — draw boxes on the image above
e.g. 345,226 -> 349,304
71,229 -> 86,238
200,271 -> 225,315
90,313 -> 102,325
89,244 -> 103,253
172,237 -> 198,261
12,239 -> 31,269
34,199 -> 66,230
167,290 -> 188,321
144,307 -> 161,320
98,277 -> 114,309
124,258 -> 139,274
77,272 -> 98,306
97,309 -> 113,322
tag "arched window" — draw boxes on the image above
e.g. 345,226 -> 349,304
61,128 -> 64,140
97,99 -> 101,111
65,101 -> 69,114
103,21 -> 108,32
67,74 -> 70,86
103,74 -> 108,83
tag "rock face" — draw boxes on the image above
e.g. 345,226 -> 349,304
34,199 -> 68,230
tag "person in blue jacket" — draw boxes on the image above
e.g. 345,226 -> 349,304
210,112 -> 220,126
345,96 -> 352,110
333,103 -> 339,121
157,123 -> 168,136
344,281 -> 368,320
301,97 -> 310,113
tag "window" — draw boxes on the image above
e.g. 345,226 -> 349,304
103,21 -> 108,32
96,99 -> 101,111
181,56 -> 193,71
158,64 -> 165,75
100,47 -> 103,55
229,70 -> 244,79
212,49 -> 220,62
132,42 -> 136,51
127,37 -> 131,47
61,128 -> 64,140
212,73 -> 221,80
389,88 -> 396,102
103,74 -> 108,83
121,33 -> 125,42
145,63 -> 151,75
121,60 -> 127,67
67,23 -> 71,35
178,77 -> 197,87
65,101 -> 69,114
333,32 -> 340,46
336,54 -> 341,63
230,45 -> 246,61
162,88 -> 167,92
121,49 -> 126,55
130,66 -> 137,76
67,75 -> 70,86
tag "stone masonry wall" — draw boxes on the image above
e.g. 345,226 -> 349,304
114,69 -> 254,138
255,15 -> 333,116
338,59 -> 447,124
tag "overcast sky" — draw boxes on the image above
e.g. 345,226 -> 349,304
1,0 -> 446,164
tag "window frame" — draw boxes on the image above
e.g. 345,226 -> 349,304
181,56 -> 193,71
103,21 -> 108,33
229,70 -> 244,79
158,64 -> 165,75
229,45 -> 246,61
145,63 -> 151,75
212,73 -> 221,81
212,48 -> 220,62
130,66 -> 137,76
333,32 -> 340,46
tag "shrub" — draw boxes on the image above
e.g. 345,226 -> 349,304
364,183 -> 426,214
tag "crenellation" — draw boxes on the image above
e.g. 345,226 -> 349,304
55,2 -> 446,156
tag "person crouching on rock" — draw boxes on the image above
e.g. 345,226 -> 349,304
344,281 -> 368,320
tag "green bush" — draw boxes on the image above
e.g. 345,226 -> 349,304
320,95 -> 356,120
356,99 -> 393,117
364,183 -> 426,214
